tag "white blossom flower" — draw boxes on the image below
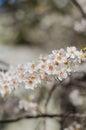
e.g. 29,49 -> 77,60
46,63 -> 56,75
25,75 -> 41,89
66,47 -> 77,59
54,53 -> 66,64
37,62 -> 47,72
25,62 -> 37,74
0,83 -> 12,97
58,68 -> 67,81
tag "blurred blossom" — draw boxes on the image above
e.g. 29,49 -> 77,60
74,19 -> 86,33
69,89 -> 83,106
19,99 -> 37,114
19,99 -> 30,111
64,122 -> 82,130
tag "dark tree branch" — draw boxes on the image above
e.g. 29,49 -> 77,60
0,113 -> 86,124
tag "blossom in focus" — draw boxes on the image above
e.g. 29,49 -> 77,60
66,46 -> 78,59
0,46 -> 85,97
25,75 -> 41,89
58,68 -> 68,81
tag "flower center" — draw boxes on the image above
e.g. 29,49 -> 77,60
31,64 -> 35,69
49,65 -> 53,71
28,80 -> 33,85
57,55 -> 62,61
70,50 -> 74,54
4,85 -> 9,90
41,64 -> 45,69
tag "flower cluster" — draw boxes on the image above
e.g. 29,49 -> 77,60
0,46 -> 85,97
64,122 -> 82,130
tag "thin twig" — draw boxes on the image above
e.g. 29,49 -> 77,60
44,80 -> 64,130
0,113 -> 86,123
45,80 -> 65,107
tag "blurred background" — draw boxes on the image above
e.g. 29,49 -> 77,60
0,0 -> 86,130
0,0 -> 86,64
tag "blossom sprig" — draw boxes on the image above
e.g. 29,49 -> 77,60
0,46 -> 86,97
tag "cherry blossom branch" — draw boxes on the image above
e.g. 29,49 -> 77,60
0,46 -> 85,97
